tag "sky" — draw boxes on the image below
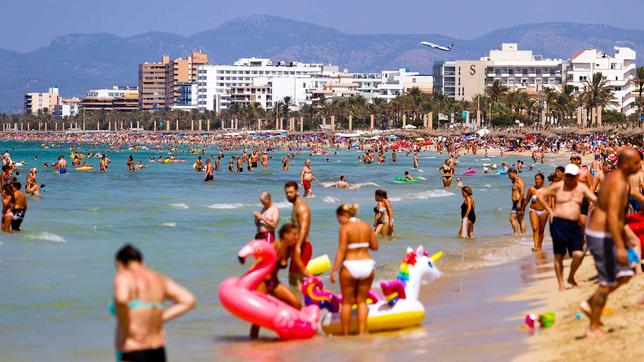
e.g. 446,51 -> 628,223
1,0 -> 642,52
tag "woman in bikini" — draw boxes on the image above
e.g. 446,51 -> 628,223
439,159 -> 454,187
2,183 -> 14,232
330,204 -> 378,335
523,173 -> 549,251
374,189 -> 393,236
249,224 -> 302,338
111,244 -> 195,362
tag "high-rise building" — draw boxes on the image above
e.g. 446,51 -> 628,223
24,87 -> 61,114
566,46 -> 637,115
138,51 -> 208,110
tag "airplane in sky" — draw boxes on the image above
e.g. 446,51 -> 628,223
420,41 -> 453,51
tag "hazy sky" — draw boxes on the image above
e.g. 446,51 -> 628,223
1,0 -> 641,52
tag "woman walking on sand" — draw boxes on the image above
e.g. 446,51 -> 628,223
524,173 -> 549,251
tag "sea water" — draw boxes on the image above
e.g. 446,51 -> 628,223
0,141 -> 564,361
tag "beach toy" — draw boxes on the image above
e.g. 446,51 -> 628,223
302,276 -> 384,314
497,170 -> 508,175
524,314 -> 537,329
462,169 -> 477,175
394,176 -> 417,183
307,246 -> 442,335
74,166 -> 93,171
539,312 -> 556,328
575,313 -> 582,319
162,159 -> 171,164
219,239 -> 320,340
306,254 -> 331,275
628,247 -> 640,265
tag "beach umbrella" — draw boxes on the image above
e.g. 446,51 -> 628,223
385,135 -> 398,140
415,137 -> 425,141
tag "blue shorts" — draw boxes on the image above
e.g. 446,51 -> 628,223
586,229 -> 634,286
549,217 -> 583,256
59,168 -> 67,175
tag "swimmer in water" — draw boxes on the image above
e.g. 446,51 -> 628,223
325,175 -> 351,189
403,170 -> 414,181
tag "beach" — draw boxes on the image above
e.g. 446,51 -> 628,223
510,257 -> 644,362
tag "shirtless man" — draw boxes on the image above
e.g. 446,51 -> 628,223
284,181 -> 313,286
195,156 -> 204,172
204,159 -> 213,182
55,156 -> 68,175
282,155 -> 290,171
508,168 -> 526,234
300,159 -> 318,198
11,181 -> 27,231
261,152 -> 269,168
326,175 -> 350,189
249,151 -> 259,170
254,192 -> 279,243
537,164 -> 597,291
592,161 -> 612,193
583,148 -> 640,337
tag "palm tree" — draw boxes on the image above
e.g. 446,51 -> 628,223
485,80 -> 508,104
278,96 -> 295,126
629,66 -> 644,125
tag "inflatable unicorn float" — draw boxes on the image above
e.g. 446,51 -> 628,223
302,245 -> 443,335
218,239 -> 320,339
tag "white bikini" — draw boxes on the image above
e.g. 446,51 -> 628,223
343,242 -> 375,280
529,195 -> 547,216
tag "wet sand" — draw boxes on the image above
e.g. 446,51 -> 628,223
510,257 -> 644,362
210,251 -> 550,362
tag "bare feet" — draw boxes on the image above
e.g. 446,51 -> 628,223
568,276 -> 578,288
586,328 -> 612,338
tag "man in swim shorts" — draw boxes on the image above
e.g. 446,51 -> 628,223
284,181 -> 313,286
254,192 -> 279,243
300,159 -> 317,198
584,148 -> 639,337
204,159 -> 213,182
55,156 -> 67,175
537,164 -> 597,291
11,181 -> 27,231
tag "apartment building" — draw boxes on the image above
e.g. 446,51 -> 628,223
196,58 -> 336,112
80,86 -> 139,111
24,87 -> 61,114
567,46 -> 637,115
138,51 -> 208,110
434,43 -> 564,100
53,98 -> 80,118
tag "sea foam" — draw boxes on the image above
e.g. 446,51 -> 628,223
27,232 -> 66,243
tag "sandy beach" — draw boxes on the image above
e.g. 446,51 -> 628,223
509,257 -> 644,362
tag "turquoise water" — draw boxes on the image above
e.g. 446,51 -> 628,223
0,141 -> 562,361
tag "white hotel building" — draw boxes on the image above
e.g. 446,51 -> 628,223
196,58 -> 338,112
566,46 -> 637,115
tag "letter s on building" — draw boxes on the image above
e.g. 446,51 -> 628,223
469,65 -> 476,75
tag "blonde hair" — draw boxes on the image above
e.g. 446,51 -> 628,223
461,186 -> 473,196
336,203 -> 359,217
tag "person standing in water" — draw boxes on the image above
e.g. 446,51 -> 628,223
524,173 -> 549,251
439,159 -> 453,187
330,204 -> 378,335
112,244 -> 195,362
374,189 -> 394,237
204,159 -> 214,182
413,152 -> 419,169
508,168 -> 526,235
10,181 -> 27,231
583,148 -> 640,337
459,186 -> 476,239
99,155 -> 108,172
254,192 -> 279,243
55,156 -> 67,174
300,159 -> 318,198
284,181 -> 313,286
127,155 -> 135,173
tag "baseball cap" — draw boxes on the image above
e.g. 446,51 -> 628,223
564,164 -> 579,176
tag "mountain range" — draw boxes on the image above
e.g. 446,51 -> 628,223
1,15 -> 643,113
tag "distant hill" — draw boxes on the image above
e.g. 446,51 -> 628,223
1,15 -> 642,113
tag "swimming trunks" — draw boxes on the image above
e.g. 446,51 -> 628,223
251,162 -> 258,168
11,209 -> 25,231
343,259 -> 375,280
586,229 -> 634,286
511,200 -> 519,213
302,179 -> 311,191
204,174 -> 213,182
581,198 -> 590,216
59,168 -> 67,175
120,347 -> 166,362
289,240 -> 312,272
549,217 -> 583,256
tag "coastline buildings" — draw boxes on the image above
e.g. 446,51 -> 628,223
24,87 -> 61,114
79,86 -> 139,111
138,51 -> 208,110
567,46 -> 637,115
196,58 -> 335,112
434,43 -> 565,100
53,98 -> 80,118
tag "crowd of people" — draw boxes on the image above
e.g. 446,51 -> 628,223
2,129 -> 643,360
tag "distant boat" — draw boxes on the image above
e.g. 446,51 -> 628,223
420,41 -> 453,52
